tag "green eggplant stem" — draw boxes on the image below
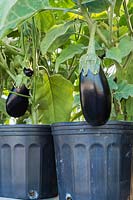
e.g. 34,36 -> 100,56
87,23 -> 97,55
8,90 -> 30,98
79,22 -> 100,75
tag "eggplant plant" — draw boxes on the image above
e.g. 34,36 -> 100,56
0,0 -> 132,124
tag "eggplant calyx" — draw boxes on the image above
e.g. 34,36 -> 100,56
79,52 -> 101,75
79,22 -> 101,75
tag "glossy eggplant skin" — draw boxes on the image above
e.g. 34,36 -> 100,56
80,67 -> 111,126
6,85 -> 29,118
23,67 -> 34,77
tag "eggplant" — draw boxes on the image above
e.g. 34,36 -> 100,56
79,23 -> 111,126
6,85 -> 29,118
80,67 -> 111,126
23,67 -> 34,77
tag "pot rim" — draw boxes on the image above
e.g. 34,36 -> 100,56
0,124 -> 51,136
52,120 -> 133,127
51,120 -> 133,135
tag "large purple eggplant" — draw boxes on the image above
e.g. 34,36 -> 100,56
79,23 -> 111,126
80,67 -> 111,126
6,85 -> 29,118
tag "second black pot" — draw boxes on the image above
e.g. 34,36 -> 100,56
52,121 -> 133,200
0,125 -> 58,199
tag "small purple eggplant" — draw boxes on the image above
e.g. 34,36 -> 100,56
6,85 -> 29,117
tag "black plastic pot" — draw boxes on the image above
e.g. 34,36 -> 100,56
52,121 -> 133,200
0,125 -> 58,199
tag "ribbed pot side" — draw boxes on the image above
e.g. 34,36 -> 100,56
52,121 -> 133,200
0,125 -> 58,199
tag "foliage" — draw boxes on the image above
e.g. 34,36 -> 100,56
0,0 -> 133,124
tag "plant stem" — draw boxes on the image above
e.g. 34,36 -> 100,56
8,90 -> 30,98
38,65 -> 49,74
116,17 -> 120,38
79,4 -> 109,48
71,31 -> 90,40
20,25 -> 25,54
123,0 -> 133,36
68,63 -> 78,80
31,18 -> 38,124
123,99 -> 127,121
108,0 -> 116,45
41,7 -> 81,15
87,22 -> 97,54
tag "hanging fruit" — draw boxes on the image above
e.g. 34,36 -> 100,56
23,67 -> 34,77
6,85 -> 29,118
79,23 -> 111,126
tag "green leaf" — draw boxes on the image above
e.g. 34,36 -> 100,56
50,0 -> 75,8
0,0 -> 50,38
108,76 -> 118,91
116,53 -> 133,83
119,36 -> 133,58
36,73 -> 74,124
73,94 -> 80,108
40,21 -> 74,55
35,11 -> 55,33
55,43 -> 84,72
119,26 -> 129,37
48,28 -> 74,53
125,55 -> 133,84
106,47 -> 122,63
106,36 -> 133,63
70,110 -> 82,122
73,0 -> 111,13
15,73 -> 29,87
86,0 -> 111,13
114,0 -> 123,16
114,81 -> 133,101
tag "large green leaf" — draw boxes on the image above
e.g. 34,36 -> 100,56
55,43 -> 84,72
114,81 -> 133,101
119,36 -> 133,57
0,0 -> 51,38
35,11 -> 55,33
36,73 -> 74,124
73,0 -> 111,13
50,0 -> 75,8
106,36 -> 133,63
40,21 -> 74,55
48,28 -> 74,53
106,47 -> 122,63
